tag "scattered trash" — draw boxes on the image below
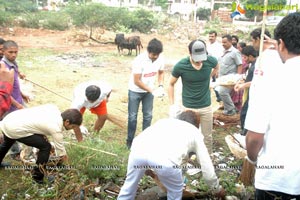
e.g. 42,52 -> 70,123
24,194 -> 30,199
1,193 -> 7,200
94,186 -> 101,194
190,180 -> 199,186
225,195 -> 239,200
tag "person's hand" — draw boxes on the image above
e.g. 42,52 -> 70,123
263,34 -> 278,50
22,94 -> 30,103
18,72 -> 26,80
80,125 -> 89,135
15,103 -> 24,109
0,63 -> 14,85
152,85 -> 165,98
169,104 -> 182,118
234,83 -> 242,92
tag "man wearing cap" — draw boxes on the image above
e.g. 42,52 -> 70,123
215,34 -> 243,116
168,39 -> 218,155
71,80 -> 112,138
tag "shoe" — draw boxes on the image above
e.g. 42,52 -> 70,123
0,162 -> 11,169
223,109 -> 236,116
126,141 -> 132,150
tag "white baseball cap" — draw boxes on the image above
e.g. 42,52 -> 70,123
191,40 -> 207,62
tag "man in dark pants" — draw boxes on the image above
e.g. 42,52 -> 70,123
0,104 -> 83,184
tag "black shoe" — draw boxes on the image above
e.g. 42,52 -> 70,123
0,162 -> 11,169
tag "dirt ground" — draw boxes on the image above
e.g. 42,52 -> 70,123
1,27 -> 245,199
2,27 -> 187,60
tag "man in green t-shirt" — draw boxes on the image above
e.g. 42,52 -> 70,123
168,40 -> 218,154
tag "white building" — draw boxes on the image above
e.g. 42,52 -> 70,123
92,0 -> 138,8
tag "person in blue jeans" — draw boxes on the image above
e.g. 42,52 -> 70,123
127,38 -> 164,149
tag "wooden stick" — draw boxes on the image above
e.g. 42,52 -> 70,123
64,141 -> 118,157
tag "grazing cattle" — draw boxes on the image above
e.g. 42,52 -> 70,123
127,36 -> 143,55
114,34 -> 143,56
114,33 -> 125,54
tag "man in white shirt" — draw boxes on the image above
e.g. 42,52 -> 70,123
0,104 -> 82,184
71,80 -> 112,136
118,110 -> 224,200
207,31 -> 223,106
245,14 -> 300,199
127,38 -> 164,149
207,30 -> 223,60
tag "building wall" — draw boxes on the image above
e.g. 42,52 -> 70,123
212,9 -> 232,22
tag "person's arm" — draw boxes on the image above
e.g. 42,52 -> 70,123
234,81 -> 251,92
236,64 -> 243,74
21,91 -> 30,103
0,63 -> 14,85
18,71 -> 26,80
157,70 -> 164,86
193,138 -> 224,196
246,130 -> 264,162
133,73 -> 153,93
73,126 -> 83,142
10,96 -> 24,109
211,64 -> 219,78
0,82 -> 13,118
51,131 -> 67,157
168,76 -> 178,105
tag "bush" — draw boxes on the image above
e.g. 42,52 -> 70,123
130,9 -> 158,33
0,11 -> 14,26
18,13 -> 40,29
0,0 -> 38,13
0,1 -> 161,34
196,8 -> 211,21
41,11 -> 70,30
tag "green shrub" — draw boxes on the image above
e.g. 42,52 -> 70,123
130,9 -> 158,33
0,0 -> 38,13
0,11 -> 14,26
41,11 -> 70,30
196,8 -> 211,21
18,13 -> 40,29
